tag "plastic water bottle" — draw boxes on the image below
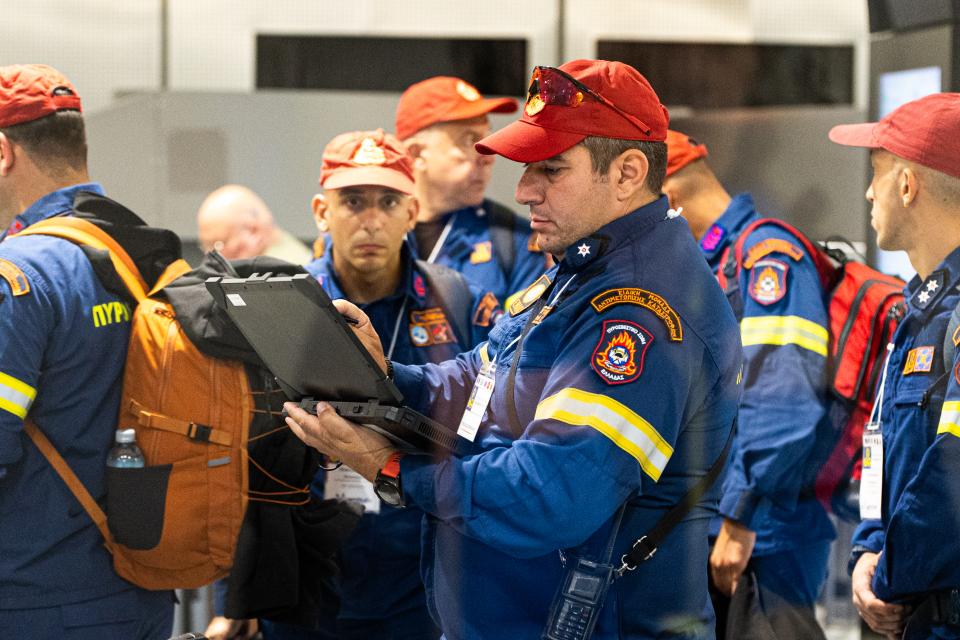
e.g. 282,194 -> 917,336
106,429 -> 145,468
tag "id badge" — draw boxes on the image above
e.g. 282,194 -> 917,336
859,422 -> 883,520
324,466 -> 380,514
457,361 -> 496,442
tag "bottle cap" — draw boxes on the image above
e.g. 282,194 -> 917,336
115,428 -> 136,444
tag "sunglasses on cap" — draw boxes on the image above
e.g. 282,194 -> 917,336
524,66 -> 652,136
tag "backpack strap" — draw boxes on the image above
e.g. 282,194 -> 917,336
22,419 -> 116,546
486,202 -> 517,279
18,217 -> 149,302
416,259 -> 475,351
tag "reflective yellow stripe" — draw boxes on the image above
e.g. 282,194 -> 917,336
479,342 -> 490,365
0,371 -> 36,419
535,387 -> 673,481
937,401 -> 960,438
740,315 -> 828,357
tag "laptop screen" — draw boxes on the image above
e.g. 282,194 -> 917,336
207,274 -> 403,405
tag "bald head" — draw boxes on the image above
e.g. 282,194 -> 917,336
197,184 -> 277,259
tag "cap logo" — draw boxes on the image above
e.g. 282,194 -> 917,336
456,80 -> 481,102
525,94 -> 545,116
352,137 -> 386,166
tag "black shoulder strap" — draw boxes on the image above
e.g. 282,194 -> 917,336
943,299 -> 960,372
416,259 -> 474,351
616,419 -> 736,576
486,202 -> 517,279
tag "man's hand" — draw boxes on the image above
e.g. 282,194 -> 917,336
710,518 -> 756,596
285,401 -> 395,481
203,616 -> 258,640
333,299 -> 387,373
852,552 -> 910,639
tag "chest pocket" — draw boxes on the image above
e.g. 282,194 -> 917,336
892,373 -> 949,440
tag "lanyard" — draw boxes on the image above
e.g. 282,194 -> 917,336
385,298 -> 408,360
868,343 -> 895,428
425,216 -> 455,264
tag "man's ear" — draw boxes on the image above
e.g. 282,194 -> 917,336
405,196 -> 420,231
661,178 -> 679,210
311,194 -> 329,232
613,149 -> 650,200
900,165 -> 919,208
404,137 -> 428,173
0,133 -> 15,177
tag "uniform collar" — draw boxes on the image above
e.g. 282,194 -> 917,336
560,195 -> 673,271
4,182 -> 104,239
314,241 -> 425,305
905,245 -> 960,316
699,193 -> 759,260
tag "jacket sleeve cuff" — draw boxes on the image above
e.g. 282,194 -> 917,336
847,544 -> 878,576
393,363 -> 428,414
718,489 -> 770,530
400,454 -> 437,513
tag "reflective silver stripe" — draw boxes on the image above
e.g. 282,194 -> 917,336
0,371 -> 37,419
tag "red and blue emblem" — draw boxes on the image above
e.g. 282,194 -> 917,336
591,319 -> 652,385
748,258 -> 788,306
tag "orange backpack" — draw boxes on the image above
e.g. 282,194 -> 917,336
19,217 -> 311,590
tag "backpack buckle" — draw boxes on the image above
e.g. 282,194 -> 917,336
187,422 -> 213,442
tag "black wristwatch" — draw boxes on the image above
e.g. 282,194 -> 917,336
374,451 -> 405,507
385,358 -> 395,381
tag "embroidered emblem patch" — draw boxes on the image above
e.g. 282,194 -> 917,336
743,239 -> 804,268
954,360 -> 960,386
456,80 -> 481,102
472,292 -> 500,327
409,308 -> 455,347
592,320 -> 652,385
352,137 -> 387,165
748,258 -> 788,306
590,288 -> 682,341
508,274 -> 551,316
470,241 -> 493,264
527,233 -> 542,252
0,259 -> 30,296
700,225 -> 726,252
953,323 -> 960,348
903,346 -> 935,375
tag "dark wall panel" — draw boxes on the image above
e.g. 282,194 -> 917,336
257,35 -> 526,96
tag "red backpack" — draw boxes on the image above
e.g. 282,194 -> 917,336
717,218 -> 905,521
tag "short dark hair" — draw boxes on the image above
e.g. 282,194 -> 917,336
1,110 -> 87,174
580,136 -> 667,194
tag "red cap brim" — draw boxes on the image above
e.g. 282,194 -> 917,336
828,122 -> 881,148
476,119 -> 587,163
322,167 -> 415,195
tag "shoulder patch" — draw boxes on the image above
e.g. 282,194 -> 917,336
472,292 -> 500,327
700,224 -> 726,252
952,323 -> 960,348
0,259 -> 30,296
743,238 -> 804,268
508,274 -> 551,316
409,307 -> 455,347
470,241 -> 492,264
748,258 -> 788,306
591,319 -> 653,385
903,346 -> 934,375
590,288 -> 682,342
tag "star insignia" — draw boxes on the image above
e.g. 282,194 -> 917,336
577,243 -> 591,257
927,280 -> 939,292
918,290 -> 931,304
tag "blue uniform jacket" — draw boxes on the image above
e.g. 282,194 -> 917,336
392,197 -> 742,639
701,194 -> 835,556
0,183 -> 141,608
304,244 -> 498,622
407,199 -> 547,302
851,247 -> 960,610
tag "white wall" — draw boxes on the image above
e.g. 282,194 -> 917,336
1,0 -> 870,113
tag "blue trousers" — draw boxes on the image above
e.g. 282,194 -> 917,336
0,588 -> 174,640
261,604 -> 440,640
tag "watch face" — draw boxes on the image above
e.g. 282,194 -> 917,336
375,480 -> 404,507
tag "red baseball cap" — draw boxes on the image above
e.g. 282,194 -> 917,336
395,76 -> 518,140
475,59 -> 669,163
829,93 -> 960,179
665,129 -> 708,177
320,129 -> 415,194
0,64 -> 82,129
